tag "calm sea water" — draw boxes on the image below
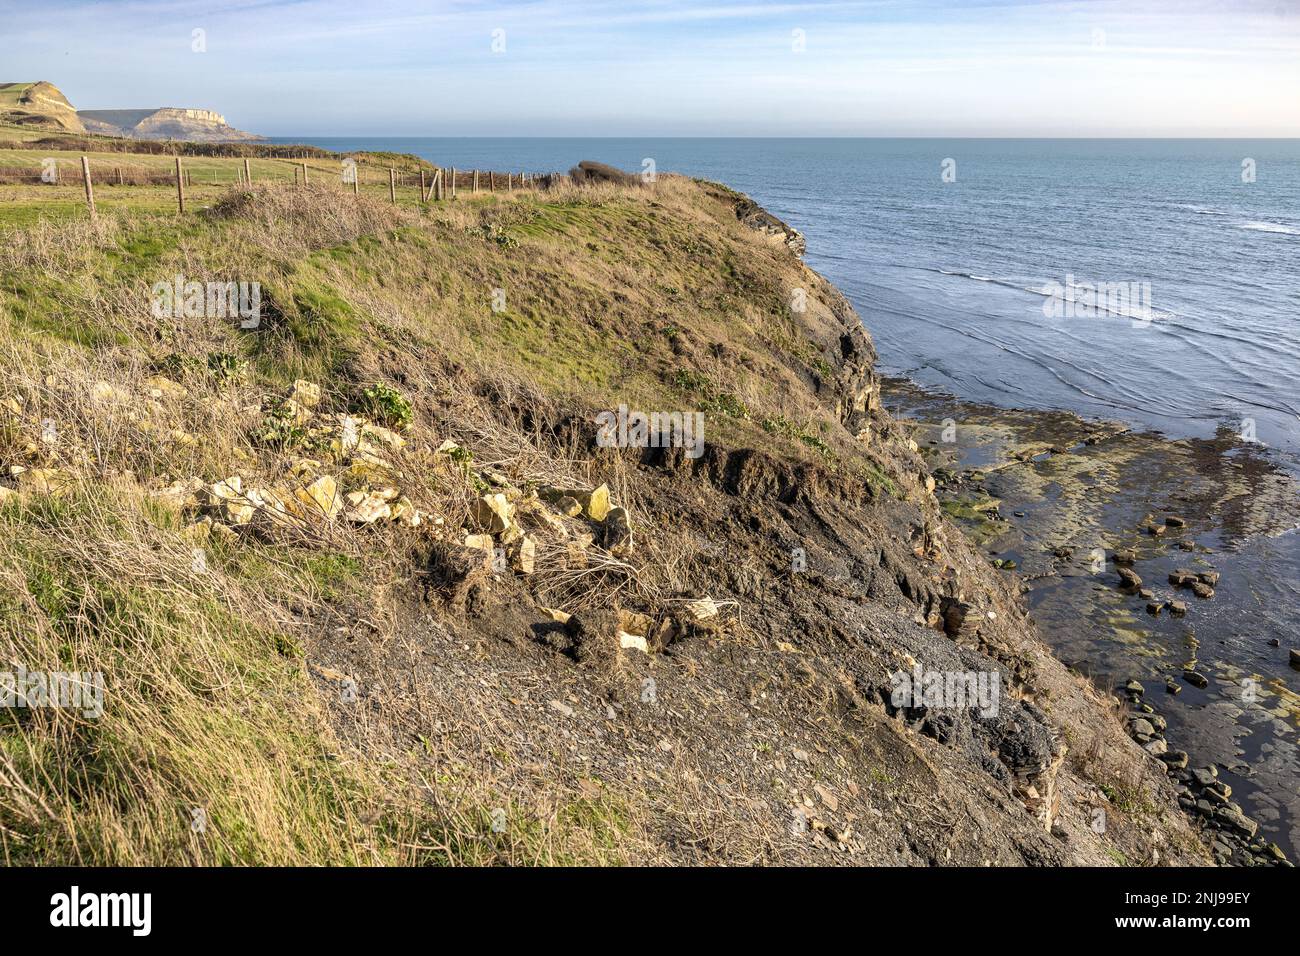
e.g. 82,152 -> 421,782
272,136 -> 1300,467
272,137 -> 1300,856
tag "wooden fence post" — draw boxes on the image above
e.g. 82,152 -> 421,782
389,167 -> 396,204
473,169 -> 479,194
115,166 -> 123,186
419,168 -> 426,200
301,162 -> 308,186
175,158 -> 185,215
81,156 -> 96,219
244,158 -> 252,185
450,167 -> 456,199
489,171 -> 495,193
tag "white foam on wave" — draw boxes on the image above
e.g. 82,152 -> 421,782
1239,221 -> 1299,235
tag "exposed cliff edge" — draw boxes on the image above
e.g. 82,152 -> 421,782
0,80 -> 262,141
79,106 -> 263,142
0,175 -> 1205,864
0,81 -> 86,133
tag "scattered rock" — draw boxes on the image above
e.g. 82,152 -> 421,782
686,597 -> 719,621
1182,670 -> 1209,689
576,484 -> 611,521
1160,750 -> 1189,770
1165,515 -> 1187,528
1117,567 -> 1142,589
603,505 -> 632,555
1191,766 -> 1218,787
294,475 -> 342,520
509,535 -> 536,575
288,379 -> 322,408
472,493 -> 515,534
345,490 -> 393,524
1217,807 -> 1258,838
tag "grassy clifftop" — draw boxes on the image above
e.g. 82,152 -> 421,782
0,175 -> 1203,865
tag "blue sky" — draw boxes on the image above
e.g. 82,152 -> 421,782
3,0 -> 1298,135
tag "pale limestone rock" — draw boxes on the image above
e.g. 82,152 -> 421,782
288,379 -> 322,408
145,376 -> 189,400
12,466 -> 70,495
345,491 -> 392,524
294,475 -> 341,520
473,492 -> 514,534
91,380 -> 131,404
509,535 -> 536,574
577,484 -> 611,521
618,633 -> 649,653
686,597 -> 719,621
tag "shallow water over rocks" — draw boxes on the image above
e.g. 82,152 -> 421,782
884,376 -> 1300,861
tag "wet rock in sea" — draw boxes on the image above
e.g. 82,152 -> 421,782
1165,515 -> 1187,528
1267,638 -> 1280,647
1197,570 -> 1220,586
1165,679 -> 1181,695
1192,766 -> 1218,787
1168,600 -> 1187,616
1146,601 -> 1162,616
1130,717 -> 1155,738
1183,670 -> 1209,689
1123,679 -> 1143,696
1160,750 -> 1189,770
1178,540 -> 1195,551
1191,581 -> 1215,599
1204,780 -> 1232,803
1169,569 -> 1197,587
1148,523 -> 1166,537
1117,567 -> 1142,589
1113,548 -> 1137,565
1290,649 -> 1300,668
1217,807 -> 1258,838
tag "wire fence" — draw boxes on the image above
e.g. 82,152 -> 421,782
2,154 -> 586,216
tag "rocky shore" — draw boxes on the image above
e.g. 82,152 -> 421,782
885,377 -> 1300,865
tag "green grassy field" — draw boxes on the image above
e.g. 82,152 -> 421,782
0,148 -> 486,226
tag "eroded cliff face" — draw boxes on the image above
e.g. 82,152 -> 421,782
308,181 -> 1208,864
0,177 -> 1207,864
0,81 -> 86,132
77,106 -> 262,141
